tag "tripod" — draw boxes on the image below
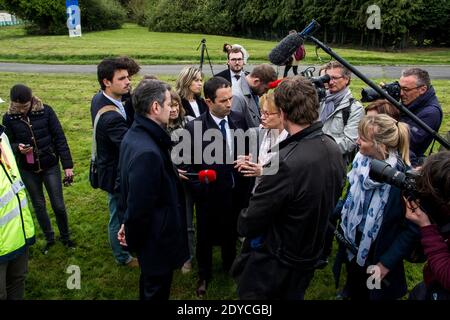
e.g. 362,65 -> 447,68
197,38 -> 214,75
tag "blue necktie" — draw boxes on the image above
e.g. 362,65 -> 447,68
219,119 -> 227,141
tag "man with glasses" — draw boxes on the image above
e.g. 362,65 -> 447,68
399,68 -> 442,166
319,61 -> 364,165
216,47 -> 249,94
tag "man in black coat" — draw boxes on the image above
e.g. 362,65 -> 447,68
183,76 -> 250,297
90,58 -> 137,267
235,76 -> 345,300
118,79 -> 189,300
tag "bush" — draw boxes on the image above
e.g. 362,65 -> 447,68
146,0 -> 232,35
79,0 -> 126,32
0,0 -> 126,35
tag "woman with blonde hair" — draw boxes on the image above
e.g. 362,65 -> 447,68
334,114 -> 420,300
175,66 -> 207,118
235,92 -> 288,189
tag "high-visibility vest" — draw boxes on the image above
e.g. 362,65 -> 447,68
0,132 -> 35,263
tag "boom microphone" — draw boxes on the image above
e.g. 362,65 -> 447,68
184,170 -> 217,184
268,20 -> 320,66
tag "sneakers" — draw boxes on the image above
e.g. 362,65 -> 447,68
125,257 -> 139,268
181,260 -> 192,274
42,240 -> 55,255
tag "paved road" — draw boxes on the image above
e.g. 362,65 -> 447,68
1,62 -> 450,79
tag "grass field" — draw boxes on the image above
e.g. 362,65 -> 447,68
1,23 -> 450,66
0,71 -> 448,300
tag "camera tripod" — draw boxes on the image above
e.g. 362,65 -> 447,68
197,38 -> 214,75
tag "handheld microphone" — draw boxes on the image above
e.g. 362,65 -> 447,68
268,20 -> 320,66
183,170 -> 217,184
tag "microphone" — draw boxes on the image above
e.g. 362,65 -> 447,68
268,79 -> 283,89
268,20 -> 320,66
183,170 -> 217,184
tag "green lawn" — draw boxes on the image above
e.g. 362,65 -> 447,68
1,23 -> 450,65
0,72 -> 448,300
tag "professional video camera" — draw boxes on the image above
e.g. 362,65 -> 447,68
369,159 -> 420,200
361,81 -> 401,103
300,67 -> 331,102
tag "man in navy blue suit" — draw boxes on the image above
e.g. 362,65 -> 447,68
183,76 -> 250,297
119,79 -> 189,300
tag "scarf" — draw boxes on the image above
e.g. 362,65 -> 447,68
340,151 -> 398,266
319,87 -> 350,122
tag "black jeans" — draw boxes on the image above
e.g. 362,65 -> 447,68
0,248 -> 29,300
20,165 -> 70,242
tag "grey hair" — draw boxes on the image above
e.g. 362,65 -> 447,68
132,79 -> 171,115
401,68 -> 431,89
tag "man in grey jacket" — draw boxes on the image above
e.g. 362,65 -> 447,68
319,61 -> 364,165
232,64 -> 278,128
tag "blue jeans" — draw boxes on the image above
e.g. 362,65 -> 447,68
21,165 -> 70,242
107,193 -> 132,265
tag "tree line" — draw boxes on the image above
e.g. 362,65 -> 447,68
1,0 -> 449,48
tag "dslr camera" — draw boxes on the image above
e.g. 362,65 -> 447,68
301,67 -> 331,102
369,159 -> 420,200
361,81 -> 401,103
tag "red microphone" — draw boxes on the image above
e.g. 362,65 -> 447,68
184,170 -> 217,184
268,79 -> 283,89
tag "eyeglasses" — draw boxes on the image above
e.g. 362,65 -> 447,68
400,85 -> 422,93
261,111 -> 279,117
230,58 -> 243,62
329,75 -> 345,81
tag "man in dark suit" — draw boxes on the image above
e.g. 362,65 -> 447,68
215,47 -> 249,94
90,58 -> 138,267
119,79 -> 189,300
183,77 -> 250,297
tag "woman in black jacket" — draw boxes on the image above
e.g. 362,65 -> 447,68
3,84 -> 75,254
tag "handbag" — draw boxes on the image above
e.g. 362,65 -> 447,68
89,105 -> 121,189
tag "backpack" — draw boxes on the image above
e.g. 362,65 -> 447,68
89,105 -> 121,189
294,44 -> 306,61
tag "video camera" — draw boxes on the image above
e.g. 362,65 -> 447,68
300,67 -> 331,102
361,81 -> 401,103
369,159 -> 420,200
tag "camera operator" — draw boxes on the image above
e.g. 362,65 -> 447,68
399,68 -> 443,167
334,114 -> 420,300
319,61 -> 365,165
405,151 -> 450,299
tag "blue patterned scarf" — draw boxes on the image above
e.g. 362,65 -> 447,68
340,151 -> 397,266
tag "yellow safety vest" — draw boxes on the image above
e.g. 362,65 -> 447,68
0,132 -> 35,262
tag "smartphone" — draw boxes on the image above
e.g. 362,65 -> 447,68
23,144 -> 31,148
